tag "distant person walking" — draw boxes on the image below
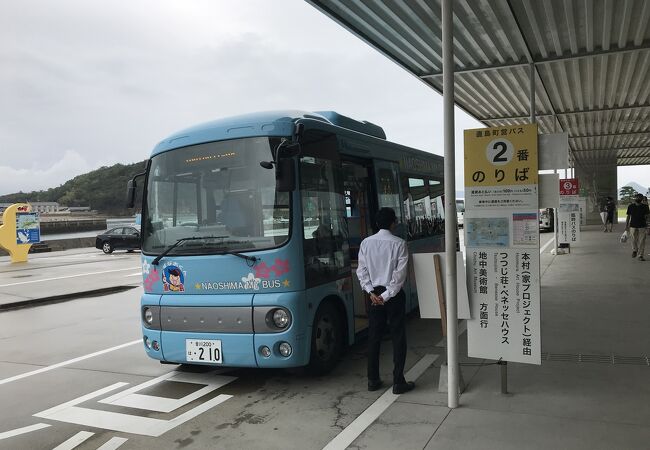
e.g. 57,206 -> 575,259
604,196 -> 616,232
625,193 -> 650,261
356,207 -> 414,395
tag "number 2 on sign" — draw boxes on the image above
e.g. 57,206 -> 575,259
486,139 -> 514,166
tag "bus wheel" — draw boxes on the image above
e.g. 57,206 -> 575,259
308,301 -> 344,374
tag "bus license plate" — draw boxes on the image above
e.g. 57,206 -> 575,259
186,339 -> 222,363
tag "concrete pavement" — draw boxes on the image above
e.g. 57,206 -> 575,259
346,225 -> 650,450
1,228 -> 648,449
0,248 -> 141,309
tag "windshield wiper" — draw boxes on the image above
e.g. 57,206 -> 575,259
151,235 -> 228,266
214,250 -> 259,265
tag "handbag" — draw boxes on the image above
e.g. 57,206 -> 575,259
620,230 -> 629,243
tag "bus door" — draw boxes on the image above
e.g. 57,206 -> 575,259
342,160 -> 374,333
299,130 -> 349,289
371,160 -> 415,310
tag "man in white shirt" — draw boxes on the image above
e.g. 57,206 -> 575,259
356,207 -> 414,394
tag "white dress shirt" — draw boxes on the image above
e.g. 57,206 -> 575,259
356,229 -> 409,301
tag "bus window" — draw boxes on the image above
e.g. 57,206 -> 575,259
143,137 -> 288,253
176,181 -> 198,227
300,135 -> 349,288
374,160 -> 405,237
401,176 -> 445,240
456,199 -> 465,228
342,161 -> 372,260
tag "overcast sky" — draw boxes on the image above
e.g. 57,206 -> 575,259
1,0 -> 648,196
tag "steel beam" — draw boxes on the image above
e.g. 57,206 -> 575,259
571,145 -> 650,152
570,131 -> 650,139
481,102 -> 650,121
421,42 -> 650,78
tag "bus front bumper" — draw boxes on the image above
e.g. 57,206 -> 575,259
141,328 -> 310,368
141,292 -> 311,368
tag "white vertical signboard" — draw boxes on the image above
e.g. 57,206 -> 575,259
558,178 -> 581,245
464,124 -> 541,365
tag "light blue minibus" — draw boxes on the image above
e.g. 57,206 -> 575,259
129,111 -> 445,373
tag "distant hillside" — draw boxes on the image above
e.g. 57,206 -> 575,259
0,161 -> 147,215
623,181 -> 648,195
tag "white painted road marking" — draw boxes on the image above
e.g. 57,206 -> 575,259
37,383 -> 129,418
36,384 -> 233,437
0,423 -> 51,440
0,340 -> 141,386
323,354 -> 439,450
52,431 -> 94,450
125,272 -> 142,277
35,371 -> 236,437
0,267 -> 140,287
38,394 -> 233,437
97,437 -> 129,449
540,236 -> 556,254
100,370 -> 236,413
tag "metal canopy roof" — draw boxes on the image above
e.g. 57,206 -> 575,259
307,0 -> 650,169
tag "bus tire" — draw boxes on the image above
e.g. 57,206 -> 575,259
307,301 -> 344,374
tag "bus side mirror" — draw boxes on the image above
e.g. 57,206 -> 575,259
126,163 -> 150,208
276,158 -> 295,192
126,179 -> 137,208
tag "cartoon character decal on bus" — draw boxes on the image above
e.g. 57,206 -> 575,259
162,264 -> 185,292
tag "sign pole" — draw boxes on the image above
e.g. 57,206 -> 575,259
442,0 -> 458,409
499,360 -> 508,394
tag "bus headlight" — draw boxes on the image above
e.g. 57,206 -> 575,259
272,308 -> 291,329
143,307 -> 153,325
278,342 -> 292,357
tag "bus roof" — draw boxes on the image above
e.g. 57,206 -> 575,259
151,110 -> 386,156
149,110 -> 444,178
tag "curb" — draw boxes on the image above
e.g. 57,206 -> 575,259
0,285 -> 138,312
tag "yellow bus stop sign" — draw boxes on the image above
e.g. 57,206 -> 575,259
0,203 -> 39,263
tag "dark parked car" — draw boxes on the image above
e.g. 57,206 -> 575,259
95,226 -> 141,254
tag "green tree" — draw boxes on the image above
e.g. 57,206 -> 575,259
619,186 -> 639,205
0,160 -> 147,215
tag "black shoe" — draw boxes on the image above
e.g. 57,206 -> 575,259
392,381 -> 415,394
368,380 -> 383,391
632,251 -> 637,258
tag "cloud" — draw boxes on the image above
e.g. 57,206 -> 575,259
7,0 -> 593,199
0,150 -> 93,195
618,165 -> 650,191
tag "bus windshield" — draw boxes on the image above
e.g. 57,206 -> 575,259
142,137 -> 291,255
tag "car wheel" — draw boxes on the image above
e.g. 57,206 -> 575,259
102,241 -> 113,254
307,301 -> 344,374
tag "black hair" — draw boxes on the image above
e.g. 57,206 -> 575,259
376,207 -> 397,230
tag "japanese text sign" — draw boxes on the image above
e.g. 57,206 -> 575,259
560,178 -> 579,196
464,124 -> 538,187
467,249 -> 541,364
465,124 -> 541,365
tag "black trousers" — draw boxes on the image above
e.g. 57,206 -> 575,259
366,287 -> 407,385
